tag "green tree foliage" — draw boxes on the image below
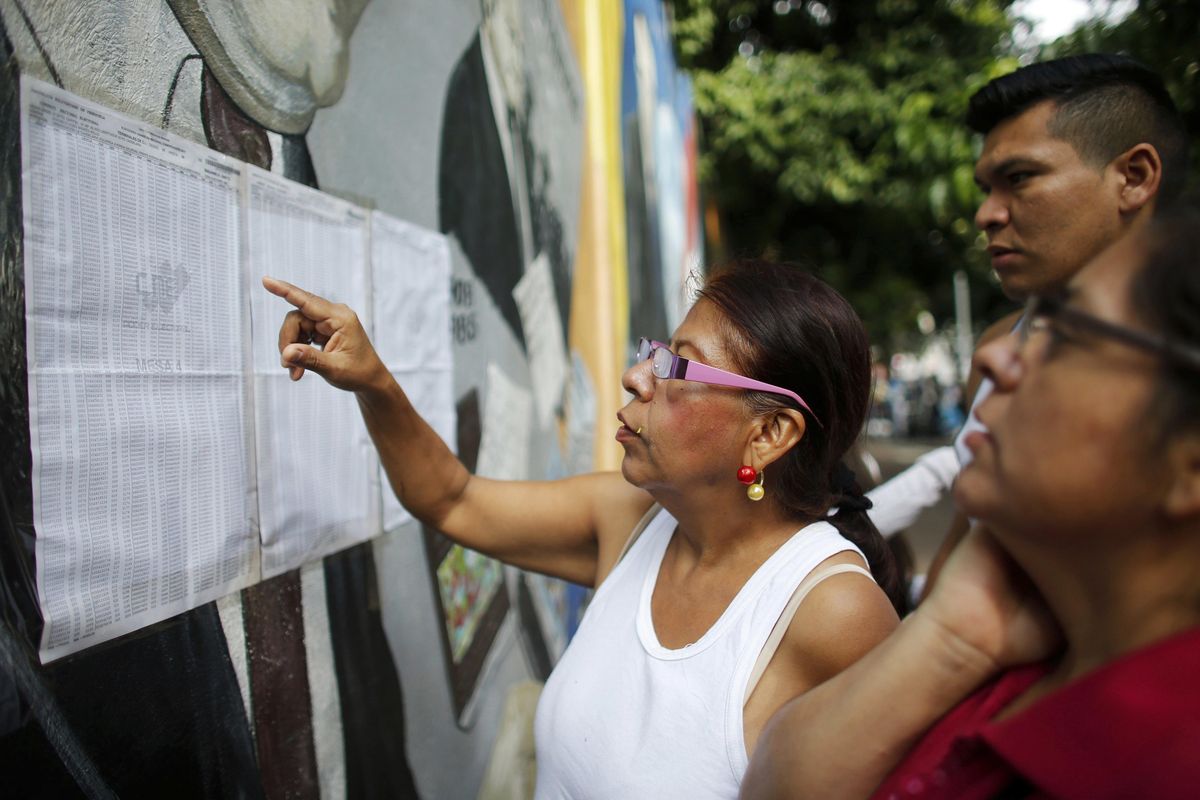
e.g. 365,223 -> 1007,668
669,0 -> 1020,348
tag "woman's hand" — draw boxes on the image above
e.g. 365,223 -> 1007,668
741,528 -> 1056,800
262,276 -> 390,394
920,527 -> 1062,671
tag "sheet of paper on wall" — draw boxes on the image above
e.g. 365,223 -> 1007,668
370,212 -> 454,372
20,77 -> 260,662
245,166 -> 379,578
475,363 -> 532,481
513,253 -> 568,427
369,213 -> 457,531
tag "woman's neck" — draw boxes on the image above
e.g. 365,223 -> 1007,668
654,484 -> 816,568
1006,524 -> 1200,686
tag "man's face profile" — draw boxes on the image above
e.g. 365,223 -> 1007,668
973,100 -> 1124,300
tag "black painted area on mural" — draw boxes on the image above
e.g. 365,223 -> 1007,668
438,33 -> 527,347
0,19 -> 265,793
516,574 -> 553,681
318,545 -> 422,799
324,544 -> 420,799
201,66 -> 271,171
280,131 -> 317,187
4,608 -> 265,800
456,388 -> 482,475
0,6 -> 39,655
439,31 -> 575,349
242,574 -> 320,798
622,109 -> 670,342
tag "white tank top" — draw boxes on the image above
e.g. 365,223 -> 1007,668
533,507 -> 866,799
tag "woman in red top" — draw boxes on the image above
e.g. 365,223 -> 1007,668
742,205 -> 1200,800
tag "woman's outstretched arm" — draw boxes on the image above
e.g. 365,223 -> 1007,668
263,276 -> 651,586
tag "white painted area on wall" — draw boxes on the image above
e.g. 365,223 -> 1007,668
302,560 -> 347,800
0,0 -> 207,142
167,0 -> 370,134
308,0 -> 481,228
216,592 -> 255,742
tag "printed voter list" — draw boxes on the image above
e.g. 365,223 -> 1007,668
21,77 -> 259,662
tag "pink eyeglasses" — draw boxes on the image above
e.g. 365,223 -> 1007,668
635,338 -> 819,423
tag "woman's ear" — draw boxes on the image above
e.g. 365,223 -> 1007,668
1164,436 -> 1200,520
746,409 -> 807,466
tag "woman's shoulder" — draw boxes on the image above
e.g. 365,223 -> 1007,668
778,551 -> 899,683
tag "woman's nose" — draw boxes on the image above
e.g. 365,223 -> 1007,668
973,331 -> 1024,393
622,357 -> 655,399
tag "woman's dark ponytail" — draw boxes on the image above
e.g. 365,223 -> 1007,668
826,464 -> 907,615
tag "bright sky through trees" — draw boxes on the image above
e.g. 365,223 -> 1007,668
1014,0 -> 1135,44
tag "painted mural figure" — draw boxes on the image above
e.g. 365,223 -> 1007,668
263,257 -> 905,798
439,0 -> 582,347
0,0 -> 368,170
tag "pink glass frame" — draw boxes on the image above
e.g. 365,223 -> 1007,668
637,338 -> 818,422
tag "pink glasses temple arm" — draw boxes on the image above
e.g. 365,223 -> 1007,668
681,360 -> 818,422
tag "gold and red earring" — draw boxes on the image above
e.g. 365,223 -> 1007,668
747,471 -> 765,501
738,465 -> 765,501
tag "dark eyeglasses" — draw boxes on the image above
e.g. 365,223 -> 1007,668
635,337 -> 819,423
1021,292 -> 1200,372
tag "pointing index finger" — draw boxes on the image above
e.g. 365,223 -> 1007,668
262,276 -> 338,323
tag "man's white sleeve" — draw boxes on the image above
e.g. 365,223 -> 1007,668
865,446 -> 960,538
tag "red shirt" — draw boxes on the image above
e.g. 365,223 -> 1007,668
870,626 -> 1200,800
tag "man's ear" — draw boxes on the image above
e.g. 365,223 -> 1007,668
745,409 -> 807,467
1112,143 -> 1162,215
1164,436 -> 1200,520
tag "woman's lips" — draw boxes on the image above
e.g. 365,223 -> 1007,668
615,424 -> 638,443
962,428 -> 992,454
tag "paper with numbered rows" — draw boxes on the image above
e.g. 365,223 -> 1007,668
20,77 -> 456,661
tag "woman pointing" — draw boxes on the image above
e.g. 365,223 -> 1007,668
265,259 -> 901,799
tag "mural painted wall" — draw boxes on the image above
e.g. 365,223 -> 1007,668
622,0 -> 705,345
0,0 -> 702,796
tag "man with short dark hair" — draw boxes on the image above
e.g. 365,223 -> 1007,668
967,52 -> 1187,299
866,53 -> 1189,593
968,53 -> 1188,193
